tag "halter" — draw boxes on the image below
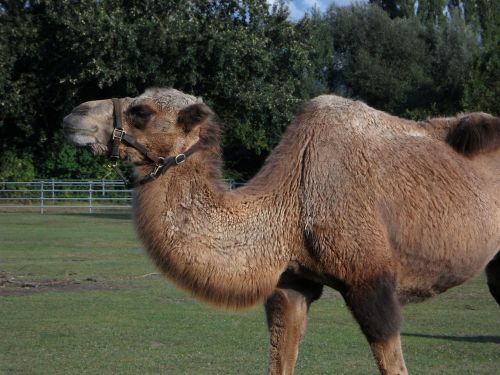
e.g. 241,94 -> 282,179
109,98 -> 198,188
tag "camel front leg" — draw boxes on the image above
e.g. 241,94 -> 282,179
264,282 -> 322,375
343,273 -> 408,375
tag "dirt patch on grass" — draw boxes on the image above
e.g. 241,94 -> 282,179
0,272 -> 123,297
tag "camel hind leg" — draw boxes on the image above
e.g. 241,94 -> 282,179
486,251 -> 500,305
265,280 -> 323,375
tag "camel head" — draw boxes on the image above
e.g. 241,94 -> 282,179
63,88 -> 217,167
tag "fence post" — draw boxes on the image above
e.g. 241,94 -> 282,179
51,178 -> 55,199
89,181 -> 93,213
102,179 -> 105,197
40,181 -> 45,214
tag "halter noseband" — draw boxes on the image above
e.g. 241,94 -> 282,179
109,98 -> 198,188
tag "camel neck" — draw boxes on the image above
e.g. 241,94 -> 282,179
132,161 -> 299,309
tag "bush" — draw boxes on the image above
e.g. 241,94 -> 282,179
0,150 -> 35,182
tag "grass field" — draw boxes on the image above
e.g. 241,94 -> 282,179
0,213 -> 498,375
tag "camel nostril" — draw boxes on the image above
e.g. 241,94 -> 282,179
62,116 -> 75,131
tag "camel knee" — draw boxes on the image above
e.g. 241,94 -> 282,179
265,282 -> 322,332
486,251 -> 500,305
343,274 -> 402,343
265,288 -> 309,339
265,289 -> 292,330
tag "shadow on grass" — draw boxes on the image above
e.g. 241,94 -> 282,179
403,332 -> 500,344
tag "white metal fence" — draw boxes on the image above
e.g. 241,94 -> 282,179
0,180 -> 132,213
0,179 -> 242,213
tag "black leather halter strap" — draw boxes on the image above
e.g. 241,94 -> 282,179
109,98 -> 199,188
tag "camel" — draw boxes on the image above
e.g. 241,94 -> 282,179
63,88 -> 500,375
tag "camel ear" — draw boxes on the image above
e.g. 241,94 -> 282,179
177,103 -> 213,133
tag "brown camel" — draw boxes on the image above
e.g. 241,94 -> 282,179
63,88 -> 500,375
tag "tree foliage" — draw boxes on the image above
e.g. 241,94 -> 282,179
329,3 -> 481,117
462,0 -> 499,114
365,0 -> 498,116
327,5 -> 431,114
0,0 -> 323,180
0,0 -> 497,180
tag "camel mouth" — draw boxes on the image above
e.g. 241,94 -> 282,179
88,143 -> 109,156
63,125 -> 108,156
63,128 -> 98,147
62,113 -> 109,155
64,132 -> 108,156
63,130 -> 96,145
63,125 -> 98,135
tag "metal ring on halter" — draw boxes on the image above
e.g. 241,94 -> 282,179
175,154 -> 186,165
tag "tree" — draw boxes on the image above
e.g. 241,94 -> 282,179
326,4 -> 432,115
420,8 -> 479,115
463,0 -> 499,114
369,0 -> 498,116
0,0 -> 321,180
326,3 -> 479,118
369,0 -> 417,18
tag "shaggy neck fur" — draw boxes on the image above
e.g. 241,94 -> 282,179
133,138 -> 303,309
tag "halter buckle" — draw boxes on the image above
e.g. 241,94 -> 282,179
112,128 -> 126,141
175,153 -> 186,165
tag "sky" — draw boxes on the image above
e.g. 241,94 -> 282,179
269,0 -> 363,20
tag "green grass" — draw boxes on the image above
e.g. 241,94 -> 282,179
0,213 -> 498,375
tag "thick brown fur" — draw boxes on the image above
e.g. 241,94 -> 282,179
63,89 -> 500,375
446,113 -> 500,156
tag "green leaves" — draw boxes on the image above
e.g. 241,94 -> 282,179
326,3 -> 485,118
463,0 -> 499,115
0,0 -> 314,179
0,0 -> 496,181
0,150 -> 35,181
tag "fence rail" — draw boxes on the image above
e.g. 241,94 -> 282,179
0,180 -> 132,213
0,179 -> 242,213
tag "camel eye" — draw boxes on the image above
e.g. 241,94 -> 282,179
127,105 -> 154,128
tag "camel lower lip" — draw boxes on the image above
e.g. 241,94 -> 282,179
64,132 -> 99,147
89,143 -> 108,155
63,125 -> 98,134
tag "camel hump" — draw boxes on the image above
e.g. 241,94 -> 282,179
310,94 -> 353,106
446,113 -> 500,157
